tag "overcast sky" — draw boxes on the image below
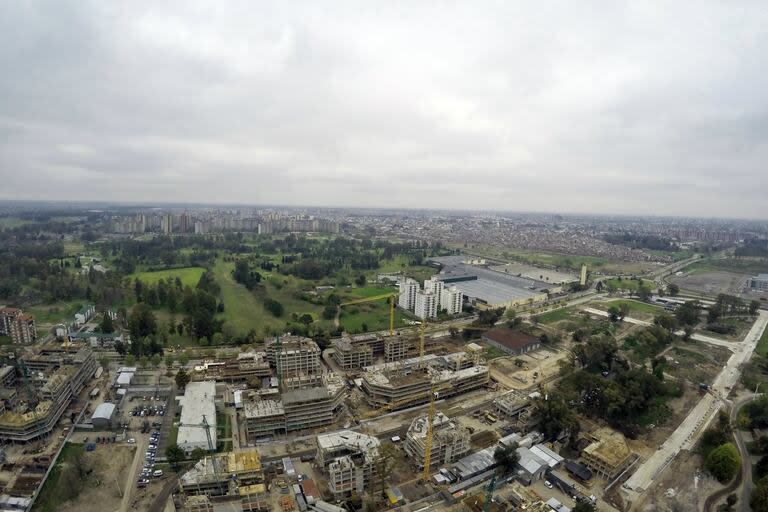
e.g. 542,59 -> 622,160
1,2 -> 767,218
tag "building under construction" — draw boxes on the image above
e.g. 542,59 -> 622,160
265,335 -> 321,376
360,351 -> 488,411
0,345 -> 96,442
581,427 -> 633,479
193,351 -> 272,383
242,372 -> 347,441
330,332 -> 445,371
180,448 -> 264,497
404,412 -> 471,469
316,430 -> 380,501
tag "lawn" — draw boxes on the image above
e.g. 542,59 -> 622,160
129,267 -> 206,287
604,278 -> 655,291
32,443 -> 85,512
0,216 -> 33,229
376,254 -> 438,282
756,323 -> 768,358
534,308 -> 572,324
27,301 -> 83,325
687,258 -> 768,276
599,299 -> 664,315
0,335 -> 11,346
338,303 -> 411,333
482,343 -> 509,360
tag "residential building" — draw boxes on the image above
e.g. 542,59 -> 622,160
414,290 -> 437,319
9,314 -> 36,344
405,412 -> 470,469
423,277 -> 445,308
0,366 -> 16,388
73,304 -> 95,327
162,213 -> 173,234
0,308 -> 22,335
398,278 -> 419,311
316,430 -> 380,501
481,327 -> 541,356
441,285 -> 464,315
177,381 -> 217,455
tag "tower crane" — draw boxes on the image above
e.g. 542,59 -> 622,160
482,474 -> 497,512
340,292 -> 398,335
178,415 -> 225,495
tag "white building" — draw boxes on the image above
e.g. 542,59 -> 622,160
404,412 -> 470,469
177,381 -> 218,455
440,285 -> 463,315
398,278 -> 419,311
414,291 -> 437,320
423,277 -> 445,308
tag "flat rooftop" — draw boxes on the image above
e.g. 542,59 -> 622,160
317,430 -> 380,453
177,381 -> 217,451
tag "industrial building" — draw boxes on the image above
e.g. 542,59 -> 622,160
316,430 -> 380,501
748,274 -> 768,292
242,373 -> 347,441
404,412 -> 470,469
360,352 -> 488,411
482,328 -> 541,356
265,335 -> 320,377
581,427 -> 632,479
428,256 -> 556,309
177,381 -> 218,455
91,402 -> 116,428
0,345 -> 96,442
180,449 -> 264,497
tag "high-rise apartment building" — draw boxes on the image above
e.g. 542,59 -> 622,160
423,277 -> 445,309
414,291 -> 437,319
398,278 -> 419,311
440,285 -> 464,315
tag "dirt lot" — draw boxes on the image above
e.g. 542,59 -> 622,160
490,348 -> 566,390
56,444 -> 135,512
635,451 -> 722,512
669,270 -> 749,297
661,344 -> 732,387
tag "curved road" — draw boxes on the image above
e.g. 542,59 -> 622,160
731,394 -> 758,508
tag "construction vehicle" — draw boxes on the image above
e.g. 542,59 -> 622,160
340,292 -> 398,335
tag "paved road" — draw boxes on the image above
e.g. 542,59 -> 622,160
119,435 -> 148,512
623,311 -> 768,500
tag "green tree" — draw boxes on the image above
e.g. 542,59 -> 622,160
322,305 -> 337,320
124,354 -> 136,366
265,298 -> 284,317
166,444 -> 186,470
150,354 -> 161,368
139,356 -> 149,369
705,443 -> 740,483
667,283 -> 680,296
99,314 -> 114,333
190,448 -> 207,461
607,306 -> 621,322
178,352 -> 189,367
373,442 -> 399,502
752,476 -> 768,512
175,368 -> 191,389
99,356 -> 109,370
128,303 -> 157,340
493,442 -> 520,474
573,503 -> 595,512
751,300 -> 761,316
165,354 -> 175,369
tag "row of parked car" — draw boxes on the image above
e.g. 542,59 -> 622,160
130,403 -> 166,417
137,430 -> 163,488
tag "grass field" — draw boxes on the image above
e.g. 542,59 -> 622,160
27,301 -> 83,325
533,308 -> 572,324
597,299 -> 664,315
0,335 -> 11,346
604,278 -> 656,291
0,216 -> 33,229
686,258 -> 768,276
756,323 -> 768,358
129,267 -> 206,287
32,443 -> 84,512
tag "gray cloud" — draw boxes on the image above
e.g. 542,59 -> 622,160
1,1 -> 767,218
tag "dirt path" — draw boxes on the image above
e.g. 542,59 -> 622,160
118,436 -> 147,512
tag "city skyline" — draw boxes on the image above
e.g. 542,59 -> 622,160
2,1 -> 768,218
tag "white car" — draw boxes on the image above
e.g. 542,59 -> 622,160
127,438 -> 136,444
544,480 -> 553,489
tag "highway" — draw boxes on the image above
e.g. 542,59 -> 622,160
623,311 -> 768,500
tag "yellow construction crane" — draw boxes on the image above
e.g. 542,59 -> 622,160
340,292 -> 398,335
